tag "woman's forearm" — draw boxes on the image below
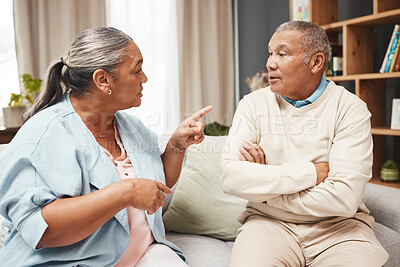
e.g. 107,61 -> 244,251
161,141 -> 185,188
38,181 -> 130,248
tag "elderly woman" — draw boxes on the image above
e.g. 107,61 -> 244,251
0,27 -> 211,266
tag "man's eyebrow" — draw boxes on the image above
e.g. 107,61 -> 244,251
270,44 -> 290,51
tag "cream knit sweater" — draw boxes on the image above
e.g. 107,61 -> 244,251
221,81 -> 374,225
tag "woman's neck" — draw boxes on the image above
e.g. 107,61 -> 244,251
70,94 -> 116,138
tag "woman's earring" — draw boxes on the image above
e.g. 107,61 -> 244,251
107,89 -> 112,95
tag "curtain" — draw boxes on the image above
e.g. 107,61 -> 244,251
176,0 -> 235,126
13,0 -> 106,81
106,0 -> 180,135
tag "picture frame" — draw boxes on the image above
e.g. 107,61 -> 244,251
390,98 -> 400,130
289,0 -> 310,21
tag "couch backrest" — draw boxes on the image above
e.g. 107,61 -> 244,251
162,135 -> 227,214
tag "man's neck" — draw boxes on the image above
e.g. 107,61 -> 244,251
285,74 -> 323,101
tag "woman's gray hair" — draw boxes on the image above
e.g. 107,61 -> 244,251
276,21 -> 330,68
23,27 -> 133,122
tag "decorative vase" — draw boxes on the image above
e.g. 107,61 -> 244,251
2,107 -> 26,128
380,168 -> 399,182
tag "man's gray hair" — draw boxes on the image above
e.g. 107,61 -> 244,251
276,21 -> 330,68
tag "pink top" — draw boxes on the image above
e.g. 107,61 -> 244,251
103,124 -> 155,267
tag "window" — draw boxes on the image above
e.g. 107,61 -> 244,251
106,0 -> 180,135
0,1 -> 20,108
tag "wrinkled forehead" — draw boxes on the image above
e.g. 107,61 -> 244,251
268,30 -> 303,50
124,41 -> 143,64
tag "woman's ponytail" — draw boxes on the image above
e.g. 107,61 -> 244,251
23,60 -> 65,122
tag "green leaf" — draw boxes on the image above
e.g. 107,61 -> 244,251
204,122 -> 230,136
8,73 -> 42,107
8,93 -> 23,107
382,160 -> 399,169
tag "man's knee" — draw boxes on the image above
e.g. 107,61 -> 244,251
230,216 -> 304,267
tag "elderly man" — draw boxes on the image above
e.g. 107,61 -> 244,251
221,21 -> 389,267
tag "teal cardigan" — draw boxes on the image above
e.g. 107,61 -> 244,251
0,94 -> 183,266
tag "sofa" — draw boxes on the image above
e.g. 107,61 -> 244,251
1,137 -> 400,267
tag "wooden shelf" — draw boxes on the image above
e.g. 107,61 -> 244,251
368,176 -> 400,189
371,127 -> 400,136
322,8 -> 400,31
0,127 -> 19,144
327,72 -> 400,81
314,0 -> 400,179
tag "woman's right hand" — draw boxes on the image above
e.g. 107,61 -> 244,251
38,178 -> 172,248
122,179 -> 172,215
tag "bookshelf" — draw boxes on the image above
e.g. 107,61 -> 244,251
309,0 -> 400,188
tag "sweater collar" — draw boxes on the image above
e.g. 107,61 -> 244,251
282,74 -> 329,108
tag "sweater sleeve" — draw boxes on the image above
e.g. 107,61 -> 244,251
220,95 -> 317,202
267,101 -> 373,217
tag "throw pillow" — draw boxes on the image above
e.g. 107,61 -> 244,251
162,136 -> 246,241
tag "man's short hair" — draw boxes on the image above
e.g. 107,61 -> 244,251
276,21 -> 330,69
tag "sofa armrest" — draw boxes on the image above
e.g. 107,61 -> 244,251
364,183 -> 400,234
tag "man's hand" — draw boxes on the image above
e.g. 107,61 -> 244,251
314,162 -> 330,185
239,143 -> 266,164
240,143 -> 329,185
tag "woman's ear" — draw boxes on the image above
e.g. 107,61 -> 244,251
310,52 -> 325,74
92,69 -> 111,95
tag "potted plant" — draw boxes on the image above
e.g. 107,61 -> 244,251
380,160 -> 399,182
204,122 -> 230,136
2,74 -> 41,128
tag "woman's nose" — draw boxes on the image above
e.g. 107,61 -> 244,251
142,70 -> 148,83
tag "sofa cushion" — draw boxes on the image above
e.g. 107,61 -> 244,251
166,231 -> 233,267
373,222 -> 400,267
364,183 -> 400,233
162,136 -> 246,241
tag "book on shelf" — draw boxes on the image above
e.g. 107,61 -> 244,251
326,45 -> 342,76
384,32 -> 400,72
394,47 -> 400,72
380,24 -> 399,73
389,39 -> 400,72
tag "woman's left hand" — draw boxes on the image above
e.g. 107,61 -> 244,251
168,105 -> 213,152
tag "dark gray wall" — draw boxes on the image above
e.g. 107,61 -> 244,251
236,0 -> 399,164
237,0 -> 289,99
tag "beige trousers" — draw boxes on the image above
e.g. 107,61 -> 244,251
230,215 -> 389,267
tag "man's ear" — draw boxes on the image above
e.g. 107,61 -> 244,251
310,52 -> 325,74
92,69 -> 112,94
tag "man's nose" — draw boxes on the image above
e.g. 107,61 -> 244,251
266,56 -> 277,71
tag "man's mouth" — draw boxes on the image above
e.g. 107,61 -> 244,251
269,76 -> 281,81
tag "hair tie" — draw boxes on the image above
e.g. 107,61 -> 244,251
61,51 -> 71,67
